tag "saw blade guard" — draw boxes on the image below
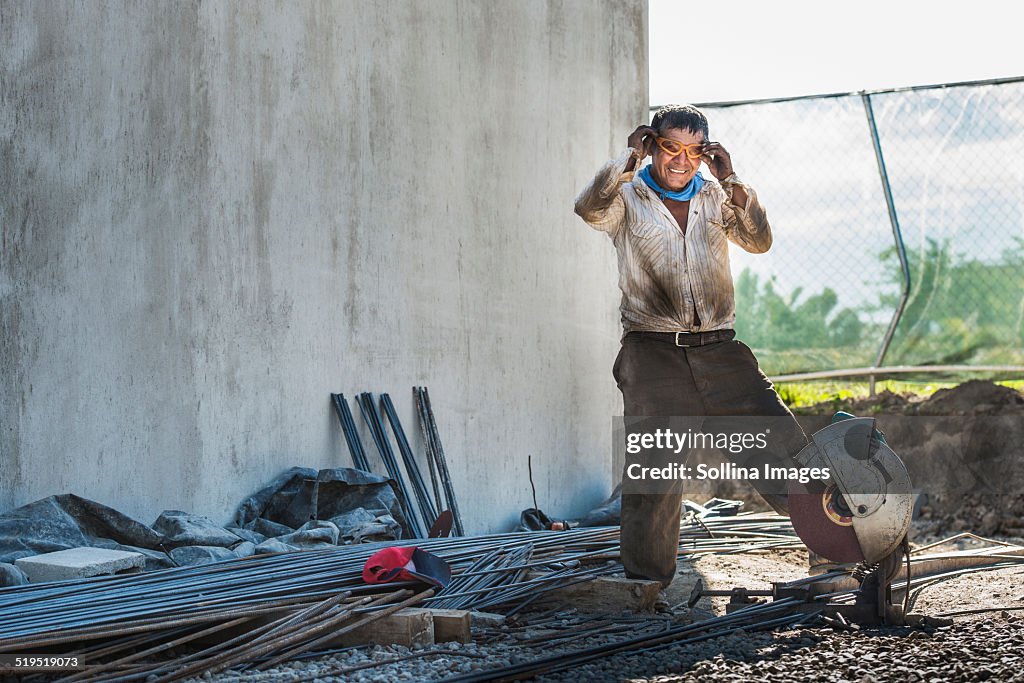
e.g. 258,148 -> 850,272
792,417 -> 913,564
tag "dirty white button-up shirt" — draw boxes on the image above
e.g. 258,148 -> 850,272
574,148 -> 773,337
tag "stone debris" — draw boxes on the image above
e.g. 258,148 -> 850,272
171,611 -> 1024,682
14,547 -> 145,582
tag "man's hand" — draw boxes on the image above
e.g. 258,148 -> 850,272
702,141 -> 747,208
701,141 -> 735,181
627,125 -> 657,159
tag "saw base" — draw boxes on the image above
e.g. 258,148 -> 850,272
716,574 -> 910,626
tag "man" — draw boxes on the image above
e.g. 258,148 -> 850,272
574,104 -> 807,587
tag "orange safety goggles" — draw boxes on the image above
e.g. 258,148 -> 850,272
655,137 -> 704,159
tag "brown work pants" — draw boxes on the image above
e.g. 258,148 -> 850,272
613,332 -> 807,587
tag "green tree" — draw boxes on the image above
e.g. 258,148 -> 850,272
734,270 -> 864,351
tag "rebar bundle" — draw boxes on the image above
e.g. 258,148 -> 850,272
415,386 -> 465,536
0,513 -> 802,675
330,387 -> 462,539
330,392 -> 370,472
356,391 -> 424,538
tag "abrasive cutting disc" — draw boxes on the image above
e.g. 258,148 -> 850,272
788,479 -> 865,563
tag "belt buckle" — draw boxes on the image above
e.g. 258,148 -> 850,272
675,331 -> 696,348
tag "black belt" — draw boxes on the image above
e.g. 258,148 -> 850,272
628,329 -> 735,347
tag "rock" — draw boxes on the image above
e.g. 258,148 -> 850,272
328,507 -> 377,531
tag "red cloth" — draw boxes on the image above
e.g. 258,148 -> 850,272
362,546 -> 419,584
362,546 -> 451,587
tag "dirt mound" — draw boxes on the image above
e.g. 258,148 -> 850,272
798,381 -> 1024,417
796,381 -> 1024,540
916,493 -> 1024,538
917,380 -> 1024,416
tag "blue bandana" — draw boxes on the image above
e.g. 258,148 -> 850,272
639,166 -> 705,201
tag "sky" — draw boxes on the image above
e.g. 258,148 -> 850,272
650,0 -> 1024,105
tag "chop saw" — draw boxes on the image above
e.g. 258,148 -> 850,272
692,414 -> 916,625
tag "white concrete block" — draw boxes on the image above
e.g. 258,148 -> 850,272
15,548 -> 146,583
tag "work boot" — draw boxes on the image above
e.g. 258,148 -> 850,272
654,590 -> 674,614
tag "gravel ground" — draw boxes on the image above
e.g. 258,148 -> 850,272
182,612 -> 680,683
538,614 -> 1024,682
188,610 -> 1024,682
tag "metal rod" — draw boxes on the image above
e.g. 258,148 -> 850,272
413,387 -> 445,514
417,387 -> 465,535
380,392 -> 439,528
0,513 -> 803,650
330,393 -> 370,471
862,91 -> 912,397
257,589 -> 428,670
357,392 -> 424,538
442,598 -> 805,682
650,74 -> 1024,111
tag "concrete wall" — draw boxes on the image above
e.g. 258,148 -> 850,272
1,1 -> 647,531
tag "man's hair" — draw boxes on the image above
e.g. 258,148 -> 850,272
651,104 -> 709,138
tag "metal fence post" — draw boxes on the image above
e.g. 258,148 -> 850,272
861,92 -> 911,396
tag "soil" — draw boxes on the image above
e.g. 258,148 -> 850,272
793,380 -> 1024,418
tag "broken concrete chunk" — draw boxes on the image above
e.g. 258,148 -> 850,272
15,548 -> 146,582
153,510 -> 242,549
169,545 -> 238,567
469,611 -> 507,628
0,562 -> 29,587
327,507 -> 377,530
528,575 -> 661,613
332,607 -> 434,648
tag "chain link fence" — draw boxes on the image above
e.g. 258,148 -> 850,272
653,77 -> 1024,380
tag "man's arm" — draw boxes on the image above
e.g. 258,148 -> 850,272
574,125 -> 655,234
702,142 -> 772,254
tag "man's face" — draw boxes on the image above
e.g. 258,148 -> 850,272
650,126 -> 705,192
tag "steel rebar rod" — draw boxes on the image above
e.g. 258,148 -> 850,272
413,387 -> 445,515
331,393 -> 370,471
0,514 -> 803,651
257,589 -> 429,671
141,592 -> 361,683
441,598 -> 805,682
358,392 -> 424,538
381,392 -> 439,529
416,386 -> 465,535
